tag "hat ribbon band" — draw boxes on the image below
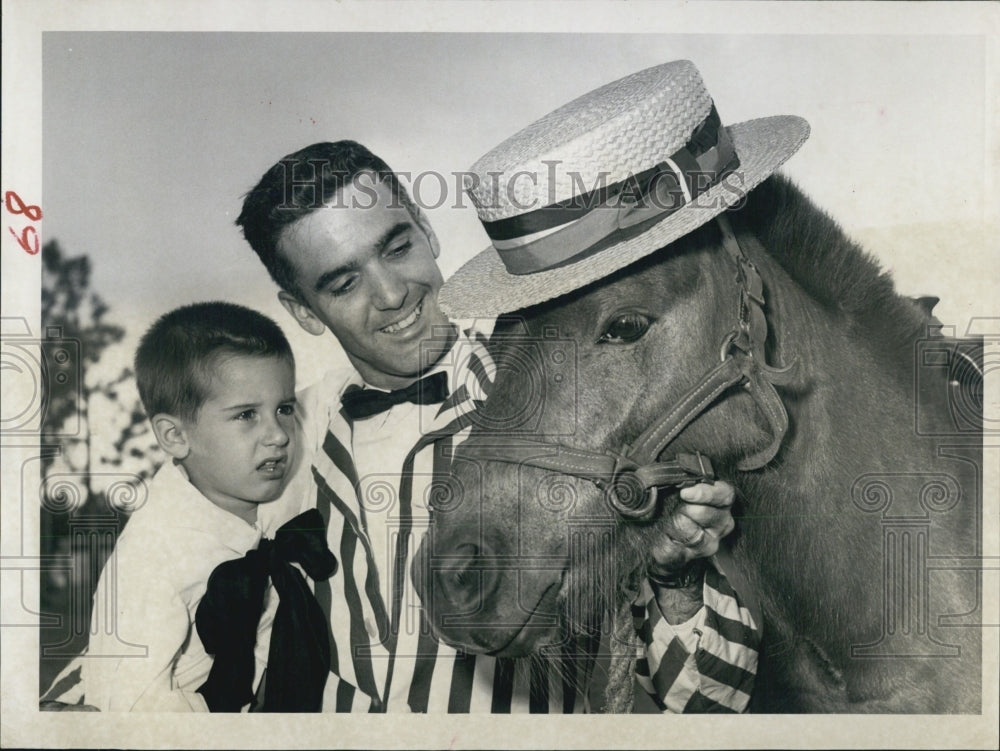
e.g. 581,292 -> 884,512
483,106 -> 739,275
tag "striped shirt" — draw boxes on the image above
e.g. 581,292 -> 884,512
260,330 -> 759,713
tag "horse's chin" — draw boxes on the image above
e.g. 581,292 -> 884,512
430,579 -> 565,657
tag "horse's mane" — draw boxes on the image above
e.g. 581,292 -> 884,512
734,174 -> 932,352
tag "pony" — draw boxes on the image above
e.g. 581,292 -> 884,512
414,174 -> 983,713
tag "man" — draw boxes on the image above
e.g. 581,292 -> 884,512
237,139 -> 755,712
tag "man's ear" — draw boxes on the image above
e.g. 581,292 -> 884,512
278,291 -> 327,336
412,204 -> 441,259
151,414 -> 191,461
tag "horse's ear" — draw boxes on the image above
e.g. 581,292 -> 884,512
911,295 -> 940,317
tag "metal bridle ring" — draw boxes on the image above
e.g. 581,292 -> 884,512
607,470 -> 659,520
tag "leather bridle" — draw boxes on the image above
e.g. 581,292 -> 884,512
459,214 -> 796,520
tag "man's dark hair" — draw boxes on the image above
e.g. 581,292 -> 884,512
135,301 -> 294,421
236,140 -> 413,299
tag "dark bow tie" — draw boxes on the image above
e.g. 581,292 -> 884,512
340,370 -> 449,420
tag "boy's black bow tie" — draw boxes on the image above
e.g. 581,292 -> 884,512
195,509 -> 337,712
340,371 -> 449,420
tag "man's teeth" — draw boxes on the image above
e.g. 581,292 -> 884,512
381,302 -> 422,334
259,460 -> 282,472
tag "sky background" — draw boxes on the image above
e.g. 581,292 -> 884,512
39,31 -> 997,388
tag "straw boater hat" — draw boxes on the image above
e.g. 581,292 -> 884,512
439,60 -> 810,317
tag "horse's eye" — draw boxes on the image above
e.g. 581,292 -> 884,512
598,313 -> 651,344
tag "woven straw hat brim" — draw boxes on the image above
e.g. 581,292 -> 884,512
440,115 -> 809,318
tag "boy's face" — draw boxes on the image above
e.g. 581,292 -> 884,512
276,178 -> 455,390
179,353 -> 296,522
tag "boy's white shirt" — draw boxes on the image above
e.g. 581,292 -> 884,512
81,461 -> 276,712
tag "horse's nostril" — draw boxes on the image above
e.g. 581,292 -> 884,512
433,540 -> 498,612
447,544 -> 478,590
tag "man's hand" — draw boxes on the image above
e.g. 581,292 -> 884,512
650,481 -> 736,570
646,481 -> 736,624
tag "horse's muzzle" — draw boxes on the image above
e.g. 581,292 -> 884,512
412,537 -> 501,648
412,535 -> 566,655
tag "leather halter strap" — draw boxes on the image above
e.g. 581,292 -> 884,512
462,215 -> 795,520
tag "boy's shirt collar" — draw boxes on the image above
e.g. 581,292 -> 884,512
146,460 -> 264,554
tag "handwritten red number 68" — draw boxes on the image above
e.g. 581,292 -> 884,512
5,191 -> 43,255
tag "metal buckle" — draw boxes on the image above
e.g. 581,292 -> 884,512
720,329 -> 751,361
676,451 -> 715,485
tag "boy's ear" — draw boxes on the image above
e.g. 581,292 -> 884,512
151,414 -> 190,461
278,291 -> 327,337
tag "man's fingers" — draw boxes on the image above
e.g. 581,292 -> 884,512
650,483 -> 736,567
679,480 -> 735,508
667,513 -> 715,552
675,502 -> 734,536
719,514 -> 736,538
651,513 -> 726,567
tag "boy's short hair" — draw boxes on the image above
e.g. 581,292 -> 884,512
135,301 -> 293,421
235,140 -> 414,300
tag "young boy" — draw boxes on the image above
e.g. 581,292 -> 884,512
71,302 -> 309,711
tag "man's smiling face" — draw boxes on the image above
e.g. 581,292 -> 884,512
277,178 -> 455,390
